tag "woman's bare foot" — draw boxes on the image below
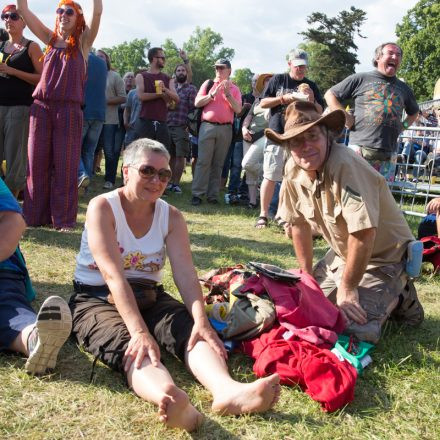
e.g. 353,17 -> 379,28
211,373 -> 281,415
157,384 -> 203,432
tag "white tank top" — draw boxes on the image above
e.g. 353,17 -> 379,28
74,190 -> 169,285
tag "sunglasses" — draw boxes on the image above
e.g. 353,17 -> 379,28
56,7 -> 75,16
130,165 -> 172,182
1,12 -> 20,21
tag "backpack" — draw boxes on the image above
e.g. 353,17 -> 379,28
187,79 -> 214,137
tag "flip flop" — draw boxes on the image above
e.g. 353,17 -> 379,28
255,216 -> 268,228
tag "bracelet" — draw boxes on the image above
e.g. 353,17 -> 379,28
225,93 -> 232,98
183,59 -> 189,64
209,93 -> 214,99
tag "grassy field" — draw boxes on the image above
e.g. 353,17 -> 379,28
1,169 -> 439,440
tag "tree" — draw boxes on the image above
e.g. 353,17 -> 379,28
396,0 -> 440,101
299,7 -> 366,92
231,68 -> 254,94
168,27 -> 234,88
102,38 -> 150,75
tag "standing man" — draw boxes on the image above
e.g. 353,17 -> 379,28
266,100 -> 424,343
167,50 -> 197,194
191,59 -> 242,206
78,51 -> 107,190
325,42 -> 419,181
257,48 -> 324,228
134,47 -> 179,150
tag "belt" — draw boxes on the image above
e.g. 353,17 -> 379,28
203,121 -> 232,126
73,280 -> 163,295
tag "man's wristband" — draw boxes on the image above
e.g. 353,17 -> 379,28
402,120 -> 409,129
225,93 -> 232,98
209,93 -> 214,99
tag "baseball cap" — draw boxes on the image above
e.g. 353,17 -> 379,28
214,58 -> 231,69
288,49 -> 308,67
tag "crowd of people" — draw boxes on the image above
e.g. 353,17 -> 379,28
0,0 -> 437,433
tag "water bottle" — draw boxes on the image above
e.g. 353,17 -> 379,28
406,240 -> 423,278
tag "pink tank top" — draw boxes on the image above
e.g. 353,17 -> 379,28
33,47 -> 86,104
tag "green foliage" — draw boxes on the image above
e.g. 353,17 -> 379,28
299,6 -> 366,92
101,38 -> 150,75
396,0 -> 440,101
231,68 -> 254,94
181,27 -> 235,87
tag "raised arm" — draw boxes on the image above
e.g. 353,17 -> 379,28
16,0 -> 52,44
81,0 -> 103,53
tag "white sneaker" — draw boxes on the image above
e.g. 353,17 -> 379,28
78,175 -> 90,190
25,296 -> 72,375
103,181 -> 114,190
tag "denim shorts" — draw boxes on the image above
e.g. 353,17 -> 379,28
0,272 -> 36,350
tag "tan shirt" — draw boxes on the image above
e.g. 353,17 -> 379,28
104,70 -> 126,125
278,143 -> 414,269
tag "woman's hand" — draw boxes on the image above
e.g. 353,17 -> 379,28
242,126 -> 253,142
187,319 -> 227,360
123,329 -> 161,372
0,63 -> 13,76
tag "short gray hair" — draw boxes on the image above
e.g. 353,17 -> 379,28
123,138 -> 170,166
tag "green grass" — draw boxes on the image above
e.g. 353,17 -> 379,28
1,168 -> 439,440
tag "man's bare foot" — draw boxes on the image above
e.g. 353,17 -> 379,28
211,373 -> 280,415
157,384 -> 203,432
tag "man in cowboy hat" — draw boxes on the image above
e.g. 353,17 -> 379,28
266,101 -> 424,343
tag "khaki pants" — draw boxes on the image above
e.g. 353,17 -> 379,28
313,250 -> 409,343
191,122 -> 232,199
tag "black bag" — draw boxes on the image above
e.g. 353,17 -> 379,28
187,79 -> 214,136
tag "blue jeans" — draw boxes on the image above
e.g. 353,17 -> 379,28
103,124 -> 122,184
79,119 -> 103,178
269,181 -> 281,218
228,141 -> 245,193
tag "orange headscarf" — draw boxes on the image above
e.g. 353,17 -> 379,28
45,0 -> 86,59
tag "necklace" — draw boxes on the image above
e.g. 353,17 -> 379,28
2,36 -> 26,64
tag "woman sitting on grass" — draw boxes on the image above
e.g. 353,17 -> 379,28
69,139 -> 280,432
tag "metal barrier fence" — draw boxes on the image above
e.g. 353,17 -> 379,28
390,126 -> 440,217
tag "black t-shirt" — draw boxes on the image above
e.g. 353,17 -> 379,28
330,70 -> 419,152
262,73 -> 324,134
233,92 -> 255,142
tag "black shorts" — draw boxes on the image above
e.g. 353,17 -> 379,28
69,291 -> 194,373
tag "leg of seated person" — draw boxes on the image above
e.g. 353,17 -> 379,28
127,358 -> 203,432
185,340 -> 280,416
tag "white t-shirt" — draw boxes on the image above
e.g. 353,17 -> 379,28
74,190 -> 169,285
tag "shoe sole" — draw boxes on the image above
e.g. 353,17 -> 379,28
25,296 -> 72,375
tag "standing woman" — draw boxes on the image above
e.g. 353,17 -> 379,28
18,0 -> 102,230
0,4 -> 43,198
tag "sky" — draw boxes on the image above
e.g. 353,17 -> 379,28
19,0 -> 419,75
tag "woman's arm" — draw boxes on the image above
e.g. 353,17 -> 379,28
81,0 -> 103,54
0,41 -> 43,86
86,195 -> 161,369
16,0 -> 52,45
166,206 -> 227,358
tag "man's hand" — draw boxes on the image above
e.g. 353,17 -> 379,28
187,320 -> 227,360
426,197 -> 440,214
345,112 -> 355,129
242,126 -> 253,142
336,286 -> 368,325
223,80 -> 232,96
123,330 -> 161,372
179,49 -> 188,62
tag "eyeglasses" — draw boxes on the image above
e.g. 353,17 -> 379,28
288,129 -> 323,150
130,164 -> 172,182
56,7 -> 75,16
1,12 -> 20,21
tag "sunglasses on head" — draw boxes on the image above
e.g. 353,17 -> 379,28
130,164 -> 172,182
1,12 -> 20,21
56,7 -> 75,16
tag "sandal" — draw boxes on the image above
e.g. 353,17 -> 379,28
255,216 -> 268,229
248,202 -> 258,209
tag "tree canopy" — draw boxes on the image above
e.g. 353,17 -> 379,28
299,6 -> 366,93
101,38 -> 150,75
231,68 -> 254,94
396,0 -> 440,101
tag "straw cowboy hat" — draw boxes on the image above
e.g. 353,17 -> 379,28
255,73 -> 273,95
265,101 -> 346,144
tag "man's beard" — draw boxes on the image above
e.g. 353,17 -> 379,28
176,74 -> 187,84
